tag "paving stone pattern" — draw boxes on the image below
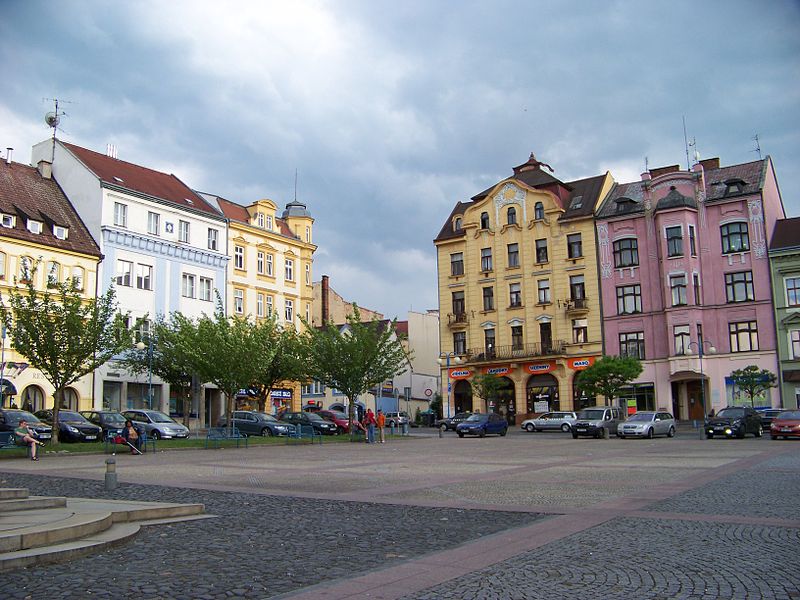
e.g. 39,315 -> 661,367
0,473 -> 546,599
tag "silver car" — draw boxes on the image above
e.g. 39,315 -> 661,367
521,411 -> 578,433
618,411 -> 676,439
123,409 -> 190,440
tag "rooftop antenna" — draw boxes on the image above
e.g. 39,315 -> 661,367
42,97 -> 72,162
689,137 -> 700,166
294,168 -> 298,202
752,134 -> 762,160
682,116 -> 690,170
645,156 -> 649,172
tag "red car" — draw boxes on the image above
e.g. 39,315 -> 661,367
770,410 -> 800,440
317,409 -> 361,434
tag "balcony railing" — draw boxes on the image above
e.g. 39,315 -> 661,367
447,312 -> 468,327
564,297 -> 590,314
463,341 -> 566,362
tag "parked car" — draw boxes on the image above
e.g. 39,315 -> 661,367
0,409 -> 52,442
705,406 -> 763,439
80,410 -> 128,440
571,406 -> 624,439
317,409 -> 353,434
279,411 -> 338,435
218,410 -> 295,437
617,411 -> 676,439
757,408 -> 785,428
34,410 -> 102,443
435,412 -> 472,431
521,411 -> 577,433
770,410 -> 800,440
456,413 -> 508,438
384,411 -> 410,428
122,409 -> 190,440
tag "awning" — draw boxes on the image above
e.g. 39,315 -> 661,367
0,378 -> 17,396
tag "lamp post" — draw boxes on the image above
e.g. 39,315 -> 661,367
136,338 -> 154,410
687,340 -> 716,438
437,352 -> 462,419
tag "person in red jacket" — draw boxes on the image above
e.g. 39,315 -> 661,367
363,408 -> 377,443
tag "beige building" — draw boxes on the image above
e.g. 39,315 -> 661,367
311,275 -> 383,326
434,154 -> 614,423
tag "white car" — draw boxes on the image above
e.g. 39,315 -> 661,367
521,411 -> 578,433
617,411 -> 676,439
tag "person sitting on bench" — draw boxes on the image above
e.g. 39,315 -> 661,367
15,419 -> 44,461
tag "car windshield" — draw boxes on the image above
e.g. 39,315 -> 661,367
778,410 -> 800,419
60,411 -> 88,422
147,411 -> 175,423
627,413 -> 655,422
4,411 -> 40,424
465,414 -> 487,422
255,413 -> 278,422
103,413 -> 126,424
578,409 -> 605,420
306,413 -> 324,422
325,411 -> 348,420
717,408 -> 744,418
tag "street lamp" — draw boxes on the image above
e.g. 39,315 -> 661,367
687,340 -> 716,438
437,352 -> 462,419
136,338 -> 154,410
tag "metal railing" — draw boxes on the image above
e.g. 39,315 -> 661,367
463,341 -> 566,362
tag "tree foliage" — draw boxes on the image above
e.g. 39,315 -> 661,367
470,373 -> 504,408
0,262 -> 131,444
728,365 -> 777,407
250,315 -> 306,413
575,356 -> 643,405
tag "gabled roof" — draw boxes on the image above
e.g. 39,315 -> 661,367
770,217 -> 800,251
704,160 -> 766,203
0,161 -> 101,257
62,142 -> 221,218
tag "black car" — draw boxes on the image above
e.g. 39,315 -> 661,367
80,410 -> 129,440
279,411 -> 338,435
219,411 -> 296,437
435,412 -> 472,431
756,408 -> 784,428
705,406 -> 763,439
0,409 -> 53,443
34,409 -> 102,443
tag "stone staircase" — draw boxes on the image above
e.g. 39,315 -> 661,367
0,487 -> 210,571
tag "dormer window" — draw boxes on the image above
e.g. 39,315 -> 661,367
27,220 -> 43,234
480,212 -> 490,229
266,215 -> 273,230
113,176 -> 124,183
453,217 -> 462,232
723,178 -> 746,197
256,213 -> 265,228
1,214 -> 15,228
569,195 -> 583,210
53,225 -> 69,240
615,197 -> 636,213
534,202 -> 544,220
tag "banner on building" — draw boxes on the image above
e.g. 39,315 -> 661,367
483,365 -> 513,376
524,362 -> 555,374
449,368 -> 472,380
568,357 -> 596,371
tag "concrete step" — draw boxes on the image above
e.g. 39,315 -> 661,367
0,496 -> 67,512
0,488 -> 29,501
0,511 -> 114,553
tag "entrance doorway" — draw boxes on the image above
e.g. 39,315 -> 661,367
526,374 -> 559,414
489,377 -> 516,424
453,380 -> 472,414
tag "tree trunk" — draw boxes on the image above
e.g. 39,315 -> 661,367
51,387 -> 64,447
347,396 -> 357,441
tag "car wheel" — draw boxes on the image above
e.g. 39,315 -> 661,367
561,423 -> 571,433
600,428 -> 608,439
500,428 -> 507,437
458,432 -> 464,438
737,427 -> 746,439
440,424 -> 448,431
617,433 -> 624,439
646,427 -> 654,439
261,428 -> 273,437
525,423 -> 535,432
667,426 -> 675,438
150,430 -> 161,440
572,432 -> 579,439
755,425 -> 763,438
706,432 -> 714,439
479,429 -> 486,438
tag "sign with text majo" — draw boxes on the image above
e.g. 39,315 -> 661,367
524,362 -> 555,374
568,357 -> 596,371
483,365 -> 514,376
449,368 -> 472,380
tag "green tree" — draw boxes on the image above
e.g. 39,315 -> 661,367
301,306 -> 409,438
728,365 -> 777,407
250,315 -> 306,413
0,262 -> 132,445
470,373 -> 504,412
429,392 -> 442,419
575,356 -> 643,406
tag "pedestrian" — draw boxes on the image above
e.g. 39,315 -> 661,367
376,409 -> 386,444
363,408 -> 377,443
121,419 -> 142,454
15,419 -> 44,461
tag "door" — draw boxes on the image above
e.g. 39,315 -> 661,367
540,322 -> 552,353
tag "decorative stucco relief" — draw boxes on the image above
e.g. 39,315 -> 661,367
748,198 -> 767,258
597,223 -> 613,279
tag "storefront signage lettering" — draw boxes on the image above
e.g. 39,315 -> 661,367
450,369 -> 472,380
270,389 -> 293,399
525,362 -> 554,374
484,366 -> 512,376
568,357 -> 596,370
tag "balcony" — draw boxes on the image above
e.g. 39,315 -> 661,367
564,297 -> 590,315
463,341 -> 566,363
447,312 -> 468,328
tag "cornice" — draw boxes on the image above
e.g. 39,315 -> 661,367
102,227 -> 229,268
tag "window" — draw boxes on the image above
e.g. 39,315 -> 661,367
19,256 -> 33,282
266,215 -> 274,230
257,293 -> 265,317
257,252 -> 265,274
0,252 -> 5,279
569,195 -> 583,210
116,260 -> 132,287
147,212 -> 160,236
266,296 -> 273,315
453,217 -> 462,232
285,299 -> 294,322
567,233 -> 583,259
452,291 -> 465,316
613,238 -> 639,268
256,213 -> 265,228
178,220 -> 190,243
729,321 -> 759,352
689,225 -> 697,256
674,325 -> 691,355
509,283 -> 522,307
71,266 -> 84,290
481,248 -> 493,272
480,212 -> 490,229
305,263 -> 311,285
27,220 -> 42,234
511,326 -> 523,350
507,207 -> 517,225
537,279 -> 551,304
285,258 -> 294,281
207,228 -> 219,251
113,202 -> 127,227
306,303 -> 310,322
670,274 -> 687,306
450,252 -> 464,276
484,328 -> 496,355
483,287 -> 494,311
46,261 -> 60,284
234,245 -> 245,270
305,226 -> 310,242
136,264 -> 152,290
182,274 -> 196,298
535,239 -> 548,263
721,222 -> 750,254
266,254 -> 274,276
790,330 -> 800,359
53,225 -> 68,240
507,243 -> 519,268
725,271 -> 754,303
666,226 -> 683,257
693,273 -> 701,305
619,332 -> 645,359
616,284 -> 642,314
569,275 -> 585,301
572,319 -> 588,344
137,319 -> 151,345
199,277 -> 212,301
453,331 -> 467,355
534,202 -> 544,220
785,277 -> 800,307
234,289 -> 244,314
1,214 -> 15,228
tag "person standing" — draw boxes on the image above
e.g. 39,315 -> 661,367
15,419 -> 44,461
363,408 -> 377,444
376,410 -> 386,444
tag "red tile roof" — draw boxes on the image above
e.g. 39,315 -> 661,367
770,217 -> 800,251
215,196 -> 300,241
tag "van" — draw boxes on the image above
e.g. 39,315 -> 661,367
384,411 -> 410,428
571,406 -> 623,439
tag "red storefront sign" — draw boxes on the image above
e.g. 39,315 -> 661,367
524,362 -> 555,374
568,357 -> 596,370
483,365 -> 514,376
449,368 -> 472,380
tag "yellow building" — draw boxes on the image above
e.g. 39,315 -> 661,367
212,195 -> 316,412
434,154 -> 614,423
0,157 -> 102,412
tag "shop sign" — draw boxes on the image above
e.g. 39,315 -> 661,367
270,389 -> 293,399
525,362 -> 554,374
626,398 -> 637,415
568,357 -> 596,370
484,365 -> 513,376
449,368 -> 472,380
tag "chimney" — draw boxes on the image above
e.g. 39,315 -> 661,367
5,148 -> 12,165
649,164 -> 681,178
37,160 -> 52,179
699,157 -> 720,171
321,275 -> 330,323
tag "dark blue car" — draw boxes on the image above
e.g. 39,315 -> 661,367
456,413 -> 508,438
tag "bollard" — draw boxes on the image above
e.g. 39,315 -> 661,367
389,423 -> 395,436
105,457 -> 118,491
402,422 -> 408,436
438,426 -> 443,438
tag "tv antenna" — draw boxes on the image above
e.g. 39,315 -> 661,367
682,116 -> 691,170
751,134 -> 762,160
688,137 -> 700,165
42,98 -> 72,161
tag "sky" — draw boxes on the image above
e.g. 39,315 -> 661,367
1,1 -> 798,320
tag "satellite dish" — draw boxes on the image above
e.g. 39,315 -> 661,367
45,112 -> 60,128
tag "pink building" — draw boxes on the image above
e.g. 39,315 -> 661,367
595,157 -> 785,420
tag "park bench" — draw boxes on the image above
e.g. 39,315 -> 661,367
205,426 -> 248,449
286,424 -> 322,445
104,430 -> 156,454
0,431 -> 35,457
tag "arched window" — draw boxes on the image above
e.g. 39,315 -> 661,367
534,202 -> 544,220
453,217 -> 462,231
480,212 -> 490,229
71,266 -> 85,291
21,385 -> 45,413
507,207 -> 517,225
0,251 -> 5,280
46,261 -> 60,286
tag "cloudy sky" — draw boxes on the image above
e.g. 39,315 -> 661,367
2,1 -> 798,319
